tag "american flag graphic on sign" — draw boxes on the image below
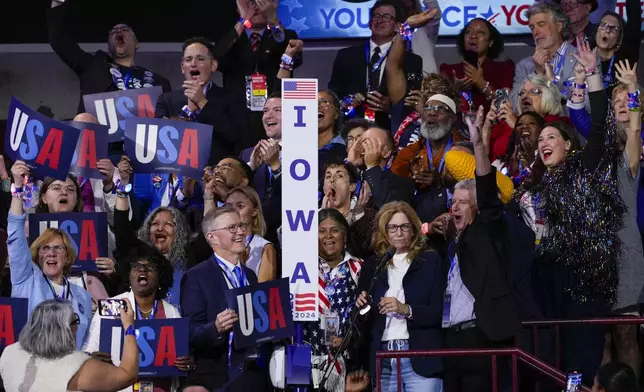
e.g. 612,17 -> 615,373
294,292 -> 316,312
283,80 -> 317,100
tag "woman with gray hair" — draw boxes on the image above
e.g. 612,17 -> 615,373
487,73 -> 572,161
0,298 -> 138,392
113,186 -> 208,311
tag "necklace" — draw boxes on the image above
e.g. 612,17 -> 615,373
139,307 -> 153,315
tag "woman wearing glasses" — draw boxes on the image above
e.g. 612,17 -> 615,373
7,161 -> 93,348
0,299 -> 140,392
356,201 -> 444,391
84,244 -> 195,392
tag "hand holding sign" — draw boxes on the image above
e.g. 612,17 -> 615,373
10,160 -> 29,187
97,159 -> 116,190
96,257 -> 116,276
117,156 -> 133,185
215,309 -> 238,333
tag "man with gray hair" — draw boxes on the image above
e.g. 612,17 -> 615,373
510,2 -> 578,108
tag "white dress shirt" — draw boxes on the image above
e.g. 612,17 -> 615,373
368,39 -> 393,88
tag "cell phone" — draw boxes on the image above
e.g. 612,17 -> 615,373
494,89 -> 509,110
98,299 -> 127,317
464,50 -> 478,68
565,371 -> 583,392
407,73 -> 423,92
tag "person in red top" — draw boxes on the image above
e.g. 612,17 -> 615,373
489,73 -> 572,162
440,18 -> 514,113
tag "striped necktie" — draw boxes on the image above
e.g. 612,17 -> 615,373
250,32 -> 260,52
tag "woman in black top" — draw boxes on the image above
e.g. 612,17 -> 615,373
594,0 -> 641,96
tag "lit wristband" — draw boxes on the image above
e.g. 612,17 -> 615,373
628,90 -> 641,111
10,184 -> 23,198
124,325 -> 136,337
398,22 -> 414,50
280,54 -> 294,71
238,17 -> 252,29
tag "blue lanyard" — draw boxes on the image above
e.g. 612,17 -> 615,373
426,136 -> 453,173
45,276 -> 70,301
135,299 -> 159,320
552,43 -> 568,83
447,241 -> 457,285
603,55 -> 616,86
365,44 -> 390,90
214,256 -> 246,377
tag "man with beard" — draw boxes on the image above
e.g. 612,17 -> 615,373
390,94 -> 465,191
510,3 -> 579,109
155,37 -> 248,166
47,0 -> 171,114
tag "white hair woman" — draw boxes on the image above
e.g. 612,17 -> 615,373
0,298 -> 138,392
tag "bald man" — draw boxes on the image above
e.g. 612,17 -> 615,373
346,126 -> 415,208
48,2 -> 171,113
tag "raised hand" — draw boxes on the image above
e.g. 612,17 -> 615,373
236,0 -> 254,20
572,36 -> 596,70
284,39 -> 303,58
615,59 -> 638,88
10,160 -> 29,186
407,8 -> 439,28
467,105 -> 487,147
256,0 -> 279,25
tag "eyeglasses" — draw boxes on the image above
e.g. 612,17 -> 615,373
385,223 -> 413,234
213,163 -> 242,174
599,22 -> 620,35
131,262 -> 159,273
423,104 -> 450,114
518,88 -> 542,98
48,185 -> 77,194
70,312 -> 80,327
318,99 -> 332,108
39,244 -> 66,254
211,222 -> 251,234
372,13 -> 397,23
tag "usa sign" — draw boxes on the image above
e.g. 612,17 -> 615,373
225,277 -> 294,349
66,121 -> 110,179
124,117 -> 213,178
99,317 -> 189,377
83,87 -> 162,143
5,97 -> 81,180
0,298 -> 28,356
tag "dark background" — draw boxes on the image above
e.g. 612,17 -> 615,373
3,0 -> 240,43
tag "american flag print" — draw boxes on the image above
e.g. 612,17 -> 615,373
283,80 -> 317,100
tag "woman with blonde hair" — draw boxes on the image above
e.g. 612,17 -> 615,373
8,162 -> 93,348
356,201 -> 445,391
225,185 -> 277,282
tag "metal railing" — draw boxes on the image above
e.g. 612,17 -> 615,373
373,317 -> 644,392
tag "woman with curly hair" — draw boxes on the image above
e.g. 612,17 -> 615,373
83,244 -> 195,392
356,201 -> 444,391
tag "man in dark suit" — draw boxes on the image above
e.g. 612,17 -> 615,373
441,111 -> 521,392
155,37 -> 249,166
180,204 -> 268,391
328,0 -> 423,129
47,0 -> 171,114
215,0 -> 301,149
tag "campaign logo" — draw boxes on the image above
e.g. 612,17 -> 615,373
0,298 -> 28,356
124,118 -> 213,178
66,121 -> 110,180
29,213 -> 109,272
99,317 -> 189,377
225,278 -> 294,349
83,87 -> 163,143
5,97 -> 81,180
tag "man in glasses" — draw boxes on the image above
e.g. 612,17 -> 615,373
328,0 -> 423,129
181,205 -> 268,391
47,0 -> 171,114
556,0 -> 598,47
155,37 -> 248,166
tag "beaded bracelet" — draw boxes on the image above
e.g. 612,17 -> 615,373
572,92 -> 585,98
398,22 -> 414,50
280,62 -> 294,71
585,68 -> 598,76
628,90 -> 640,99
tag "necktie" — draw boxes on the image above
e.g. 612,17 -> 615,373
250,32 -> 260,52
78,177 -> 95,212
368,46 -> 382,91
233,266 -> 245,288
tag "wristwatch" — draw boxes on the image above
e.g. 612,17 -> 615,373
115,181 -> 132,198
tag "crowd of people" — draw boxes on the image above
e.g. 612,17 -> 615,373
1,0 -> 644,391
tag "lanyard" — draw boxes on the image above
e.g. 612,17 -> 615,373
426,136 -> 453,173
552,43 -> 568,83
215,256 -> 246,377
365,43 -> 390,90
446,241 -> 457,289
135,299 -> 159,320
45,276 -> 70,301
603,55 -> 616,86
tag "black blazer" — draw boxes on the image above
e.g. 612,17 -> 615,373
47,3 -> 171,114
452,170 -> 521,342
363,166 -> 415,209
358,250 -> 446,379
328,42 -> 423,129
180,255 -> 264,390
215,27 -> 301,93
155,86 -> 248,166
